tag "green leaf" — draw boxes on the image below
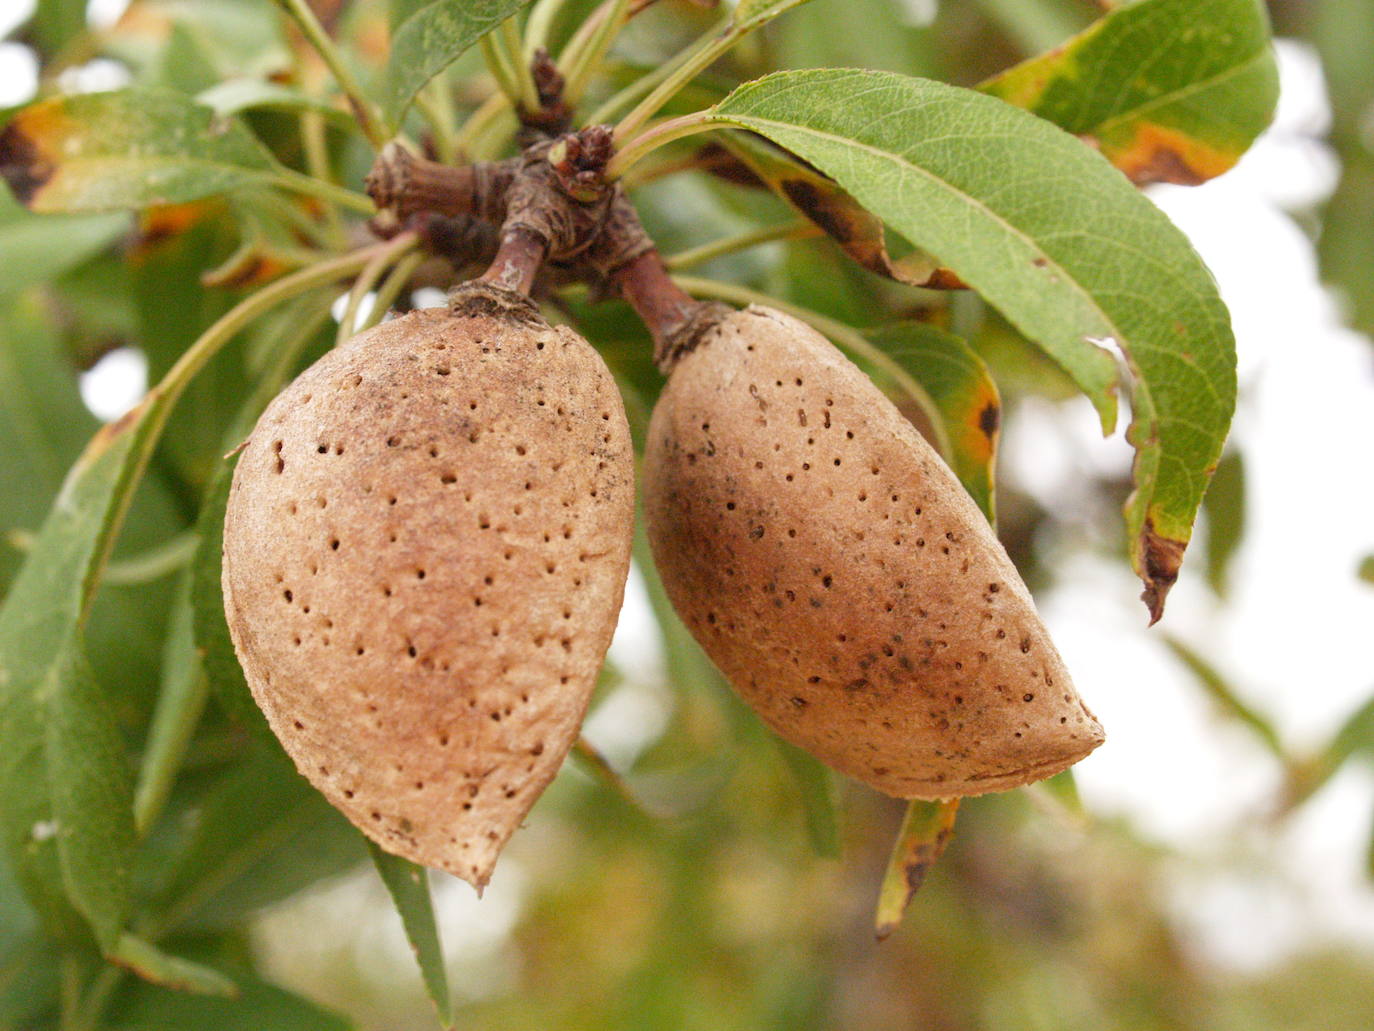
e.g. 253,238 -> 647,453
733,0 -> 815,32
980,0 -> 1278,185
774,0 -> 939,76
1323,696 -> 1374,775
32,0 -> 88,57
191,468 -> 266,732
874,798 -> 959,939
109,933 -> 238,997
1318,147 -> 1374,338
132,575 -> 210,837
0,401 -> 154,948
1164,637 -> 1282,757
1359,555 -> 1374,587
109,966 -> 354,1031
972,0 -> 1093,56
151,745 -> 365,933
870,324 -> 1001,523
1289,694 -> 1374,809
1201,449 -> 1245,596
380,0 -> 535,127
773,739 -> 840,858
709,69 -> 1237,621
1037,768 -> 1085,820
368,844 -> 452,1028
0,189 -> 128,301
149,21 -> 223,96
44,646 -> 138,951
189,295 -> 336,732
0,251 -> 375,943
0,89 -> 279,214
196,80 -> 354,126
0,295 -> 99,592
0,933 -> 60,1028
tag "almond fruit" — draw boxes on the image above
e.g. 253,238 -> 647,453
643,305 -> 1103,799
222,284 -> 635,888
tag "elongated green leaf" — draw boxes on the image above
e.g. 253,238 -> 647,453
150,21 -> 222,95
190,296 -> 336,732
133,575 -> 210,836
871,324 -> 1000,522
1201,448 -> 1245,596
110,967 -> 354,1031
980,0 -> 1277,185
1323,696 -> 1374,774
0,933 -> 60,1028
380,0 -> 535,126
1288,695 -> 1374,809
196,80 -> 354,126
110,933 -> 238,997
0,251 -> 374,942
0,89 -> 278,214
0,404 -> 155,948
773,739 -> 840,858
191,469 -> 265,731
0,189 -> 128,300
1037,768 -> 1085,821
709,69 -> 1237,620
1319,147 -> 1374,339
972,0 -> 1092,56
152,745 -> 364,933
0,295 -> 99,591
875,798 -> 959,939
368,844 -> 452,1028
1311,0 -> 1374,337
45,645 -> 137,951
1164,637 -> 1282,757
734,0 -> 814,32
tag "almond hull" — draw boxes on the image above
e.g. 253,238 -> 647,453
644,306 -> 1102,799
223,299 -> 635,887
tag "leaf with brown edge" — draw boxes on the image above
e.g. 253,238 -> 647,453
719,132 -> 966,289
871,323 -> 1001,524
875,798 -> 959,940
980,0 -> 1278,187
0,89 -> 278,214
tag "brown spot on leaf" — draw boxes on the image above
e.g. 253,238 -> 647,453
202,251 -> 288,289
875,799 -> 960,941
978,402 -> 1000,439
693,141 -> 768,188
1101,123 -> 1237,187
1139,516 -> 1186,625
782,178 -> 859,246
133,202 -> 216,254
920,267 -> 969,290
0,119 -> 51,207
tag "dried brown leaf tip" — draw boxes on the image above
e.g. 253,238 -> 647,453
222,294 -> 635,889
644,306 -> 1103,799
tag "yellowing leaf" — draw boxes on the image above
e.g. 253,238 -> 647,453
981,0 -> 1278,185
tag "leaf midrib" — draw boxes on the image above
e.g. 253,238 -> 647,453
1092,46 -> 1272,139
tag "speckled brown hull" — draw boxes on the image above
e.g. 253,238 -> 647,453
644,306 -> 1102,799
223,297 -> 634,887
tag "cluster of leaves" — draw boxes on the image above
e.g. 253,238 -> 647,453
8,0 -> 1370,1029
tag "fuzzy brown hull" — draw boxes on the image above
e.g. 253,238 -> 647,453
644,306 -> 1102,799
223,299 -> 634,887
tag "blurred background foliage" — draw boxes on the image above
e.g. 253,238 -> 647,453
2,0 -> 1374,1028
